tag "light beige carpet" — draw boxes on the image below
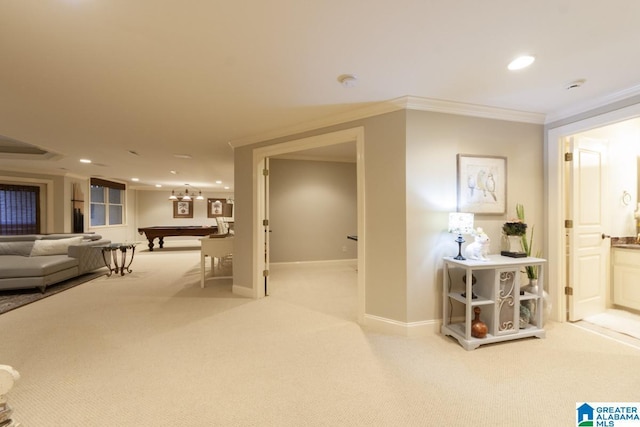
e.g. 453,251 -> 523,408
0,243 -> 638,426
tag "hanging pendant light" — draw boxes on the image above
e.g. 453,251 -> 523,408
168,184 -> 204,201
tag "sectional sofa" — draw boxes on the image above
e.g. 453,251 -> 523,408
0,234 -> 111,292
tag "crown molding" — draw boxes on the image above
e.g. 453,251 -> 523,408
398,96 -> 546,124
229,100 -> 401,148
0,165 -> 70,177
229,96 -> 546,148
545,83 -> 640,124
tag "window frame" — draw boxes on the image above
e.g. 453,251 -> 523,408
90,178 -> 126,227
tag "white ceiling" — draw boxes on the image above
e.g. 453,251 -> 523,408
1,1 -> 640,191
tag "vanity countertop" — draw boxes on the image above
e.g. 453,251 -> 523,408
611,237 -> 640,250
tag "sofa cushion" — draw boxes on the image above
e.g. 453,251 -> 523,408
41,233 -> 102,241
0,241 -> 34,256
30,236 -> 84,256
0,255 -> 78,278
0,235 -> 38,243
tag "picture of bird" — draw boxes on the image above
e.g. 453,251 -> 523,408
485,172 -> 497,201
465,167 -> 498,202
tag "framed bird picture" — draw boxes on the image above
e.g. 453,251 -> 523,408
457,154 -> 506,214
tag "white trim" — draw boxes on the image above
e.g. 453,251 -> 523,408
231,96 -> 546,148
545,84 -> 640,124
234,102 -> 397,148
545,101 -> 640,323
271,153 -> 355,163
401,96 -> 546,124
252,127 -> 366,323
0,151 -> 61,161
270,259 -> 357,268
364,314 -> 441,337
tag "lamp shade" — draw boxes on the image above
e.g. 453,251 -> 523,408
448,212 -> 474,235
168,185 -> 204,202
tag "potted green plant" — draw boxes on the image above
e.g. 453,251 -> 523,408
501,205 -> 528,256
502,220 -> 527,237
516,203 -> 539,281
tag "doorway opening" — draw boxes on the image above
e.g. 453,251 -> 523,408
252,127 -> 366,323
547,104 -> 640,329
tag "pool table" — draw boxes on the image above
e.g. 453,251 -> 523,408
138,226 -> 217,251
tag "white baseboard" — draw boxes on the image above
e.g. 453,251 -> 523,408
232,284 -> 254,298
270,259 -> 357,268
364,314 -> 441,337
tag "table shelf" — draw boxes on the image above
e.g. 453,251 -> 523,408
441,254 -> 546,350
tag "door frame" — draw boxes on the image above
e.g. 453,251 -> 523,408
546,103 -> 640,322
252,127 -> 366,323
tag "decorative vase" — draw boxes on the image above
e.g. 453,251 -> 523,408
501,235 -> 526,257
507,235 -> 523,253
522,279 -> 538,324
519,304 -> 531,328
471,306 -> 488,338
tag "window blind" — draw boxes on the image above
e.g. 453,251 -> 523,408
0,184 -> 41,235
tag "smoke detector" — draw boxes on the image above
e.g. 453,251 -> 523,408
337,74 -> 358,88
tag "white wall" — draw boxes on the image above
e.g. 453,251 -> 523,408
269,158 -> 357,262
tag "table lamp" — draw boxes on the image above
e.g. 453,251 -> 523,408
448,212 -> 474,260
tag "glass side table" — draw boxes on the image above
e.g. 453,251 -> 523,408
96,243 -> 137,277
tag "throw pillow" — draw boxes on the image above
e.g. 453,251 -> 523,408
30,236 -> 84,256
0,242 -> 34,256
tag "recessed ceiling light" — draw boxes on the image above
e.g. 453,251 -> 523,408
131,178 -> 139,182
215,180 -> 222,184
155,184 -> 162,188
508,55 -> 535,71
224,186 -> 230,190
80,159 -> 92,164
170,170 -> 178,175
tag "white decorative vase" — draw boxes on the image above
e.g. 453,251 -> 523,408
507,235 -> 523,253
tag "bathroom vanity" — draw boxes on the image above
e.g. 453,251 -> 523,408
611,240 -> 640,311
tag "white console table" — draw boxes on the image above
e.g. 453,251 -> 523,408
200,236 -> 234,288
442,254 -> 546,350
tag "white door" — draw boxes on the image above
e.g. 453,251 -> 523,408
567,137 -> 610,321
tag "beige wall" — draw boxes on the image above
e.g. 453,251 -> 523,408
269,159 -> 357,263
406,111 -> 544,323
231,108 -> 547,326
233,110 -> 409,320
134,189 -> 233,240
